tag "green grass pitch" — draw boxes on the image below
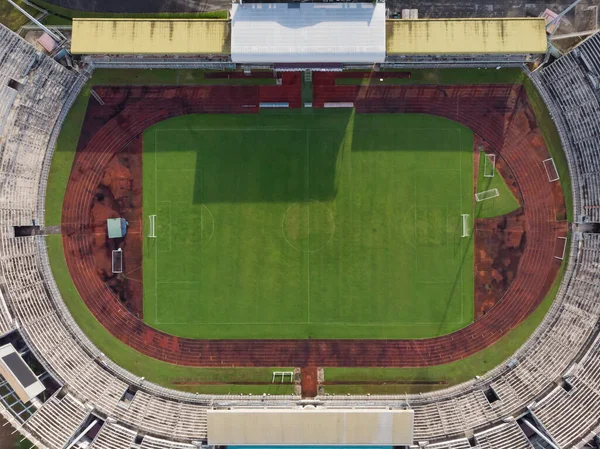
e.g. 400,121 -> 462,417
475,151 -> 520,219
142,110 -> 474,340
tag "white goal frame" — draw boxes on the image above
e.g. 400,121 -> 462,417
148,215 -> 157,238
483,153 -> 495,178
475,188 -> 500,202
272,371 -> 294,383
112,248 -> 123,273
543,158 -> 560,182
461,214 -> 470,238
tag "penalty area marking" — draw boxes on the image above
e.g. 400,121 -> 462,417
153,204 -> 215,324
199,204 -> 215,249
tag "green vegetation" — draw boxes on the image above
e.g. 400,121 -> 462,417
45,84 -> 91,226
324,242 -> 570,394
41,15 -> 72,26
0,0 -> 40,31
336,67 -> 525,86
46,235 -> 294,394
437,68 -> 526,85
475,151 -> 520,219
523,77 -> 572,221
90,69 -> 274,86
30,0 -> 227,21
143,111 -> 474,339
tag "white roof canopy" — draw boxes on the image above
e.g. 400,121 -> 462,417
207,408 -> 414,445
231,2 -> 386,63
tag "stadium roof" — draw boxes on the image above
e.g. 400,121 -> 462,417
0,344 -> 45,403
207,409 -> 414,445
387,18 -> 548,54
231,3 -> 386,63
71,19 -> 230,55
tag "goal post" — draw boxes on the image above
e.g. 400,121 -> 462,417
461,214 -> 470,238
475,188 -> 500,202
272,371 -> 294,383
148,215 -> 156,238
483,153 -> 495,178
111,248 -> 123,273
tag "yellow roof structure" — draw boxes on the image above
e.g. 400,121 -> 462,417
71,18 -> 230,55
387,18 -> 547,55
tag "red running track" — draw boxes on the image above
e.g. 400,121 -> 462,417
61,82 -> 566,368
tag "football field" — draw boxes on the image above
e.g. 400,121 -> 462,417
142,110 -> 474,339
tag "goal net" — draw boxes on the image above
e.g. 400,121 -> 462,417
475,188 -> 500,202
483,153 -> 495,178
272,371 -> 294,383
112,249 -> 123,273
148,215 -> 157,238
461,214 -> 470,238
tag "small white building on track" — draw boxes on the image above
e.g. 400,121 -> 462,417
231,2 -> 386,63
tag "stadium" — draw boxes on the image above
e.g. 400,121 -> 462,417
0,0 -> 599,447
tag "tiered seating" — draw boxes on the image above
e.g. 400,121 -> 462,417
420,439 -> 472,449
0,25 -> 37,83
534,380 -> 600,449
0,84 -> 17,137
412,391 -> 500,441
576,33 -> 600,76
534,45 -> 600,223
474,422 -> 532,449
140,436 -> 196,449
0,25 -> 80,227
25,394 -> 89,449
90,422 -> 137,449
534,316 -> 600,448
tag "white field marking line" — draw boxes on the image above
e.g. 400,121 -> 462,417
157,281 -> 201,284
157,201 -> 172,253
156,127 -> 463,133
417,280 -> 465,285
152,125 -> 468,327
414,172 -> 417,284
154,129 -> 158,325
446,204 -> 449,247
281,202 -> 335,252
157,319 -> 465,326
156,169 -> 196,172
415,168 -> 461,171
401,205 -> 416,250
458,128 -> 464,323
200,206 -> 216,248
306,129 -> 310,325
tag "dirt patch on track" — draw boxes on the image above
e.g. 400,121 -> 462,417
64,95 -> 144,316
62,81 -> 567,370
473,135 -> 526,318
301,366 -> 318,398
